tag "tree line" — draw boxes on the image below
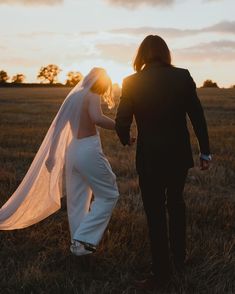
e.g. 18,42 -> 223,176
0,64 -> 83,86
0,64 -> 234,88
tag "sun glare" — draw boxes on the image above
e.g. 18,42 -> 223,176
61,60 -> 133,86
89,60 -> 133,85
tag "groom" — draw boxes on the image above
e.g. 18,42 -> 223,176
115,35 -> 211,289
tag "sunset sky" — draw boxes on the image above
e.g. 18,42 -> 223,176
0,0 -> 234,87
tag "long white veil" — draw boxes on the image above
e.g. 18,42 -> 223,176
0,68 -> 103,230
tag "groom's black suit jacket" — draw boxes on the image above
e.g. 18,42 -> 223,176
115,63 -> 210,173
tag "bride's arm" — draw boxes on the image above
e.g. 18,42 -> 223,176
88,94 -> 115,130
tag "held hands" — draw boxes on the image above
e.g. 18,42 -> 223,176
200,159 -> 210,170
200,157 -> 211,171
45,156 -> 55,172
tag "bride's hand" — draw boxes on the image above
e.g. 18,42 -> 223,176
45,157 -> 55,172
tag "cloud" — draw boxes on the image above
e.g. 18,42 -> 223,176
6,21 -> 235,42
207,21 -> 235,34
0,0 -> 63,6
106,0 -> 174,8
109,21 -> 235,38
96,43 -> 136,63
174,40 -> 235,62
94,40 -> 235,65
110,27 -> 194,38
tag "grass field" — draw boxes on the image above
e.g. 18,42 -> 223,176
0,87 -> 234,294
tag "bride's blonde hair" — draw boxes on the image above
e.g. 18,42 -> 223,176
90,68 -> 114,109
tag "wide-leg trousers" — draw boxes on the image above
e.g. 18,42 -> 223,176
65,134 -> 119,246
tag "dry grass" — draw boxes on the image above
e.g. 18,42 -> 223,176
0,87 -> 234,294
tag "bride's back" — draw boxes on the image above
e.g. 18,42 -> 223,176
76,70 -> 113,139
77,92 -> 97,139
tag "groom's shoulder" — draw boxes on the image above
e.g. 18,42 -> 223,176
171,66 -> 190,75
122,67 -> 190,84
122,72 -> 139,85
169,66 -> 192,81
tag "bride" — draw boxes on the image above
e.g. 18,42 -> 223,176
0,67 -> 119,256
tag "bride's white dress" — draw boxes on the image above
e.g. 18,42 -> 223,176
0,68 -> 119,233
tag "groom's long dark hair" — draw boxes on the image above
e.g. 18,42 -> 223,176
133,35 -> 172,72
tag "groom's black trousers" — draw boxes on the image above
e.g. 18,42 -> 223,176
139,167 -> 188,278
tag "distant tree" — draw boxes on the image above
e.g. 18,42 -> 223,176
202,79 -> 219,88
230,84 -> 235,89
12,73 -> 26,84
66,71 -> 83,86
0,70 -> 9,83
37,64 -> 61,84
